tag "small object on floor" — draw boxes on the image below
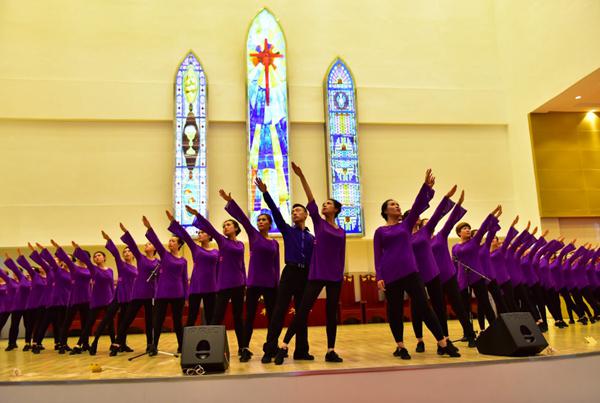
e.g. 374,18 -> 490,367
325,350 -> 343,363
89,364 -> 102,373
11,368 -> 22,377
544,346 -> 557,355
393,347 -> 411,360
416,341 -> 425,353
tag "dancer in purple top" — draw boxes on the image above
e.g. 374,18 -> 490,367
166,211 -> 218,328
219,190 -> 280,362
274,162 -> 346,365
0,267 -> 19,350
489,217 -> 521,312
186,204 -> 246,355
111,223 -> 158,356
88,231 -> 138,356
70,241 -> 115,355
4,254 -> 32,351
373,169 -> 460,360
143,215 -> 188,355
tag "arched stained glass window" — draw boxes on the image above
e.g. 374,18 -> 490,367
324,58 -> 364,235
246,8 -> 290,232
174,51 -> 208,233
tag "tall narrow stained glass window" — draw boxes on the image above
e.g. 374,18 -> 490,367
174,52 -> 208,233
246,8 -> 290,231
324,58 -> 364,235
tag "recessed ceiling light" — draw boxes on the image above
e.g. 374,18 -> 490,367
575,95 -> 582,100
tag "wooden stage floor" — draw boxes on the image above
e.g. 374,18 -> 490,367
2,320 -> 600,383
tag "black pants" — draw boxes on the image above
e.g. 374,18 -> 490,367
472,280 -> 496,327
116,298 -> 153,346
187,292 -> 216,327
34,306 -> 67,345
77,305 -> 113,346
412,276 -> 447,339
544,289 -> 563,322
560,288 -> 584,319
385,272 -> 444,343
283,280 -> 341,349
60,303 -> 90,346
0,312 -> 10,334
211,286 -> 245,350
500,282 -> 518,312
263,264 -> 310,356
8,309 -> 36,345
442,275 -> 475,338
530,284 -> 547,324
243,286 -> 277,348
92,299 -> 127,347
153,298 -> 184,350
572,289 -> 594,319
582,287 -> 600,317
488,280 -> 508,314
515,284 -> 540,321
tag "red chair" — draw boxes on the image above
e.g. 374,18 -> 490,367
339,274 -> 364,324
360,274 -> 387,323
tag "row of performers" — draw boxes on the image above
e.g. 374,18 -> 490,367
1,164 -> 599,364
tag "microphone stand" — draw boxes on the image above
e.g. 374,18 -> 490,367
129,261 -> 179,361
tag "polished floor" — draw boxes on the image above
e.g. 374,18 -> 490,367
2,319 -> 600,382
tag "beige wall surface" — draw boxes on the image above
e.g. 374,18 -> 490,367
1,0 -> 600,270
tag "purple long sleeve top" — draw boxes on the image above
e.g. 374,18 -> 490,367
574,249 -> 594,289
4,258 -> 31,311
432,202 -> 467,284
374,184 -> 434,285
169,220 -> 218,294
225,199 -> 280,288
306,200 -> 346,282
0,283 -> 6,314
411,196 -> 454,283
56,247 -> 91,306
452,214 -> 494,286
478,218 -> 500,282
29,251 -> 55,308
0,270 -> 18,313
145,227 -> 188,299
16,255 -> 47,310
562,246 -> 586,290
521,236 -> 547,286
73,248 -> 114,309
506,231 -> 534,286
192,215 -> 245,291
120,231 -> 158,300
490,226 -> 518,286
535,240 -> 563,289
105,239 -> 137,303
39,248 -> 71,307
550,244 -> 575,290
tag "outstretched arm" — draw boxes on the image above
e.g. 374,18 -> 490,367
142,216 -> 167,257
256,178 -> 290,233
404,169 -> 436,230
223,194 -> 258,241
291,162 -> 315,205
186,206 -> 226,245
166,210 -> 199,253
424,185 -> 457,235
119,224 -> 143,260
437,190 -> 467,239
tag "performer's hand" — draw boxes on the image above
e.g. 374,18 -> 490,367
16,248 -> 23,256
119,222 -> 128,233
445,185 -> 457,198
525,220 -> 531,232
218,189 -> 232,202
255,178 -> 268,193
457,190 -> 465,206
50,239 -> 60,249
424,169 -> 435,188
27,242 -> 35,252
511,215 -> 519,228
542,229 -> 549,238
557,236 -> 565,243
491,205 -> 501,216
4,252 -> 9,260
531,226 -> 538,236
291,161 -> 304,177
377,280 -> 386,292
142,216 -> 151,229
495,205 -> 503,218
71,241 -> 80,249
570,238 -> 577,245
36,242 -> 45,250
165,210 -> 175,222
101,230 -> 111,241
185,205 -> 199,216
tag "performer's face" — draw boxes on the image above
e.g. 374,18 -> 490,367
197,230 -> 211,243
459,226 -> 471,240
321,199 -> 340,218
291,206 -> 307,224
491,237 -> 500,249
168,237 -> 181,253
144,242 -> 156,256
384,200 -> 401,220
257,214 -> 272,232
122,247 -> 134,262
93,252 -> 106,265
222,220 -> 238,237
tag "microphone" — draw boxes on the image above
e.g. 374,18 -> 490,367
147,261 -> 161,283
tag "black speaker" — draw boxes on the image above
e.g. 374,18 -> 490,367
181,325 -> 230,372
476,312 -> 548,356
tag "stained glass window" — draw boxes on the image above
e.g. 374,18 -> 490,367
324,58 -> 364,235
174,51 -> 208,234
246,8 -> 290,232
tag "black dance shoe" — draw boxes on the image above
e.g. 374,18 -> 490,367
325,350 -> 343,363
439,343 -> 461,358
261,352 -> 274,363
569,319 -> 575,324
466,336 -> 477,348
415,341 -> 425,353
578,317 -> 589,325
109,344 -> 119,357
239,348 -> 252,362
39,344 -> 45,350
88,342 -> 98,356
23,343 -> 32,352
5,344 -> 18,352
589,317 -> 596,324
177,346 -> 182,354
393,347 -> 411,360
69,345 -> 83,355
54,343 -> 60,351
148,346 -> 158,357
537,323 -> 548,333
293,352 -> 315,361
119,345 -> 134,353
145,344 -> 152,354
274,348 -> 288,365
32,344 -> 42,355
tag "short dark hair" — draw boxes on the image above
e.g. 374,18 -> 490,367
402,209 -> 411,221
171,234 -> 184,250
224,219 -> 242,236
381,199 -> 394,220
328,198 -> 343,218
455,222 -> 471,235
93,251 -> 106,258
292,203 -> 307,213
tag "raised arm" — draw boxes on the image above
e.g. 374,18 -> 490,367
166,212 -> 199,253
53,241 -> 78,272
255,178 -> 290,233
103,231 -> 124,266
500,216 -> 520,253
223,196 -> 258,241
16,251 -> 37,279
507,221 -> 531,252
4,256 -> 24,281
142,217 -> 167,257
72,242 -> 96,276
291,162 -> 315,205
186,206 -> 226,245
404,169 -> 436,231
423,186 -> 457,235
437,191 -> 466,239
483,219 -> 501,251
30,249 -> 53,275
119,225 -> 142,261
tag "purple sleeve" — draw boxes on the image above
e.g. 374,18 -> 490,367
566,246 -> 586,266
483,219 -> 501,250
4,258 -> 24,281
168,220 -> 199,253
192,215 -> 226,246
472,214 -> 494,245
55,247 -> 77,272
528,237 -> 547,263
306,200 -> 322,229
516,234 -> 536,258
508,229 -> 530,252
30,251 -> 53,274
74,247 -> 96,277
437,203 -> 467,239
373,228 -> 383,281
120,231 -> 142,260
16,255 -> 37,278
105,239 -> 123,265
145,227 -> 167,257
424,196 -> 455,235
500,227 -> 519,253
183,260 -> 189,299
533,239 -> 556,262
404,184 -> 435,232
0,269 -> 10,283
263,191 -> 290,234
225,199 -> 258,243
557,243 -> 576,263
